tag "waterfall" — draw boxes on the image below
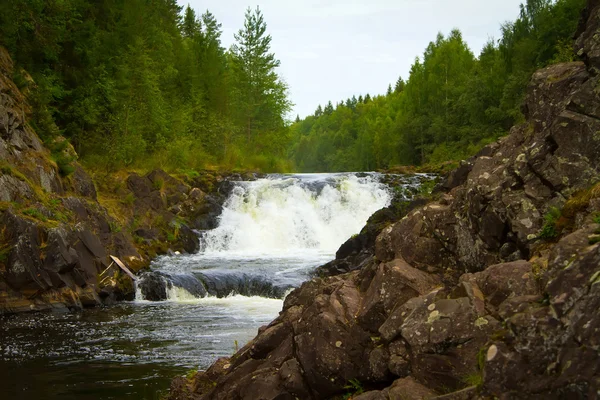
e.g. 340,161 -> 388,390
134,173 -> 428,303
202,173 -> 392,255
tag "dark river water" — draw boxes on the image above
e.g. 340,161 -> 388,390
0,173 -> 423,399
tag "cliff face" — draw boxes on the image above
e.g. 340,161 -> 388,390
172,2 -> 600,399
0,47 -> 229,314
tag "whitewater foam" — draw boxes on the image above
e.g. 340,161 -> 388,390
202,173 -> 391,254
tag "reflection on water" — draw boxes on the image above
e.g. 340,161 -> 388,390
0,298 -> 282,399
0,173 -> 410,399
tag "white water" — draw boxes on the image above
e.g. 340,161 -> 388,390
0,173 -> 428,399
202,173 -> 392,255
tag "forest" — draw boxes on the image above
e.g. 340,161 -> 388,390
290,0 -> 586,171
0,0 -> 292,172
0,0 -> 587,173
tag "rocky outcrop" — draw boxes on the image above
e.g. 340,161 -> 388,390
172,1 -> 600,398
0,46 -> 221,314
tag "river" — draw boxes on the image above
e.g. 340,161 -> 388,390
0,173 -> 426,399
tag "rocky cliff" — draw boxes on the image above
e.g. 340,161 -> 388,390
0,46 -> 235,314
170,2 -> 600,399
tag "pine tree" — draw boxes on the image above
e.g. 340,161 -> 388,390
386,84 -> 393,96
395,76 -> 405,93
230,6 -> 291,144
315,105 -> 323,117
182,5 -> 201,38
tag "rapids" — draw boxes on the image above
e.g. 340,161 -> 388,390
0,173 -> 429,399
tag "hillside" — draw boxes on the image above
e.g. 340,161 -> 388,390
0,46 -> 240,313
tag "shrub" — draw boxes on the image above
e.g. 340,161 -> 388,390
539,207 -> 561,239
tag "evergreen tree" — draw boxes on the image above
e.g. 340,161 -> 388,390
315,105 -> 323,117
182,5 -> 201,38
324,101 -> 334,115
395,76 -> 405,93
230,6 -> 291,145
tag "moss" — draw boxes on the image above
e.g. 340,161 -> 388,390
462,372 -> 483,388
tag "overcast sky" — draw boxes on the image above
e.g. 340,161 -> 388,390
181,0 -> 524,118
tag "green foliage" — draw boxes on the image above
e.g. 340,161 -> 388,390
109,220 -> 122,233
289,0 -> 585,172
153,178 -> 165,191
343,379 -> 364,399
593,213 -> 600,224
462,372 -> 484,388
417,177 -> 439,198
21,207 -> 47,222
539,207 -> 562,239
0,1 -> 292,173
185,368 -> 198,381
122,193 -> 135,206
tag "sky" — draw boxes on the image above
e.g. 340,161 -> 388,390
182,0 -> 525,119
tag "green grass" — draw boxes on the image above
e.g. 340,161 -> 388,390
342,379 -> 364,400
539,207 -> 562,239
462,372 -> 483,388
109,220 -> 122,233
21,207 -> 48,222
185,368 -> 198,380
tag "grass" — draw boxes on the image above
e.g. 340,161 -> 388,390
21,207 -> 48,222
152,177 -> 165,191
539,207 -> 562,239
109,220 -> 122,233
185,368 -> 198,380
342,379 -> 364,400
462,372 -> 484,388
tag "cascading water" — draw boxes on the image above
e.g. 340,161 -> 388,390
135,173 -> 393,302
0,172 -> 431,399
203,173 -> 392,254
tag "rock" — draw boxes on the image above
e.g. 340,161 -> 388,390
354,377 -> 437,400
173,4 -> 600,397
137,272 -> 168,301
357,259 -> 441,331
460,260 -> 539,310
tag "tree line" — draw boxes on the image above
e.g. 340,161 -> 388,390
0,0 -> 292,172
289,0 -> 586,172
